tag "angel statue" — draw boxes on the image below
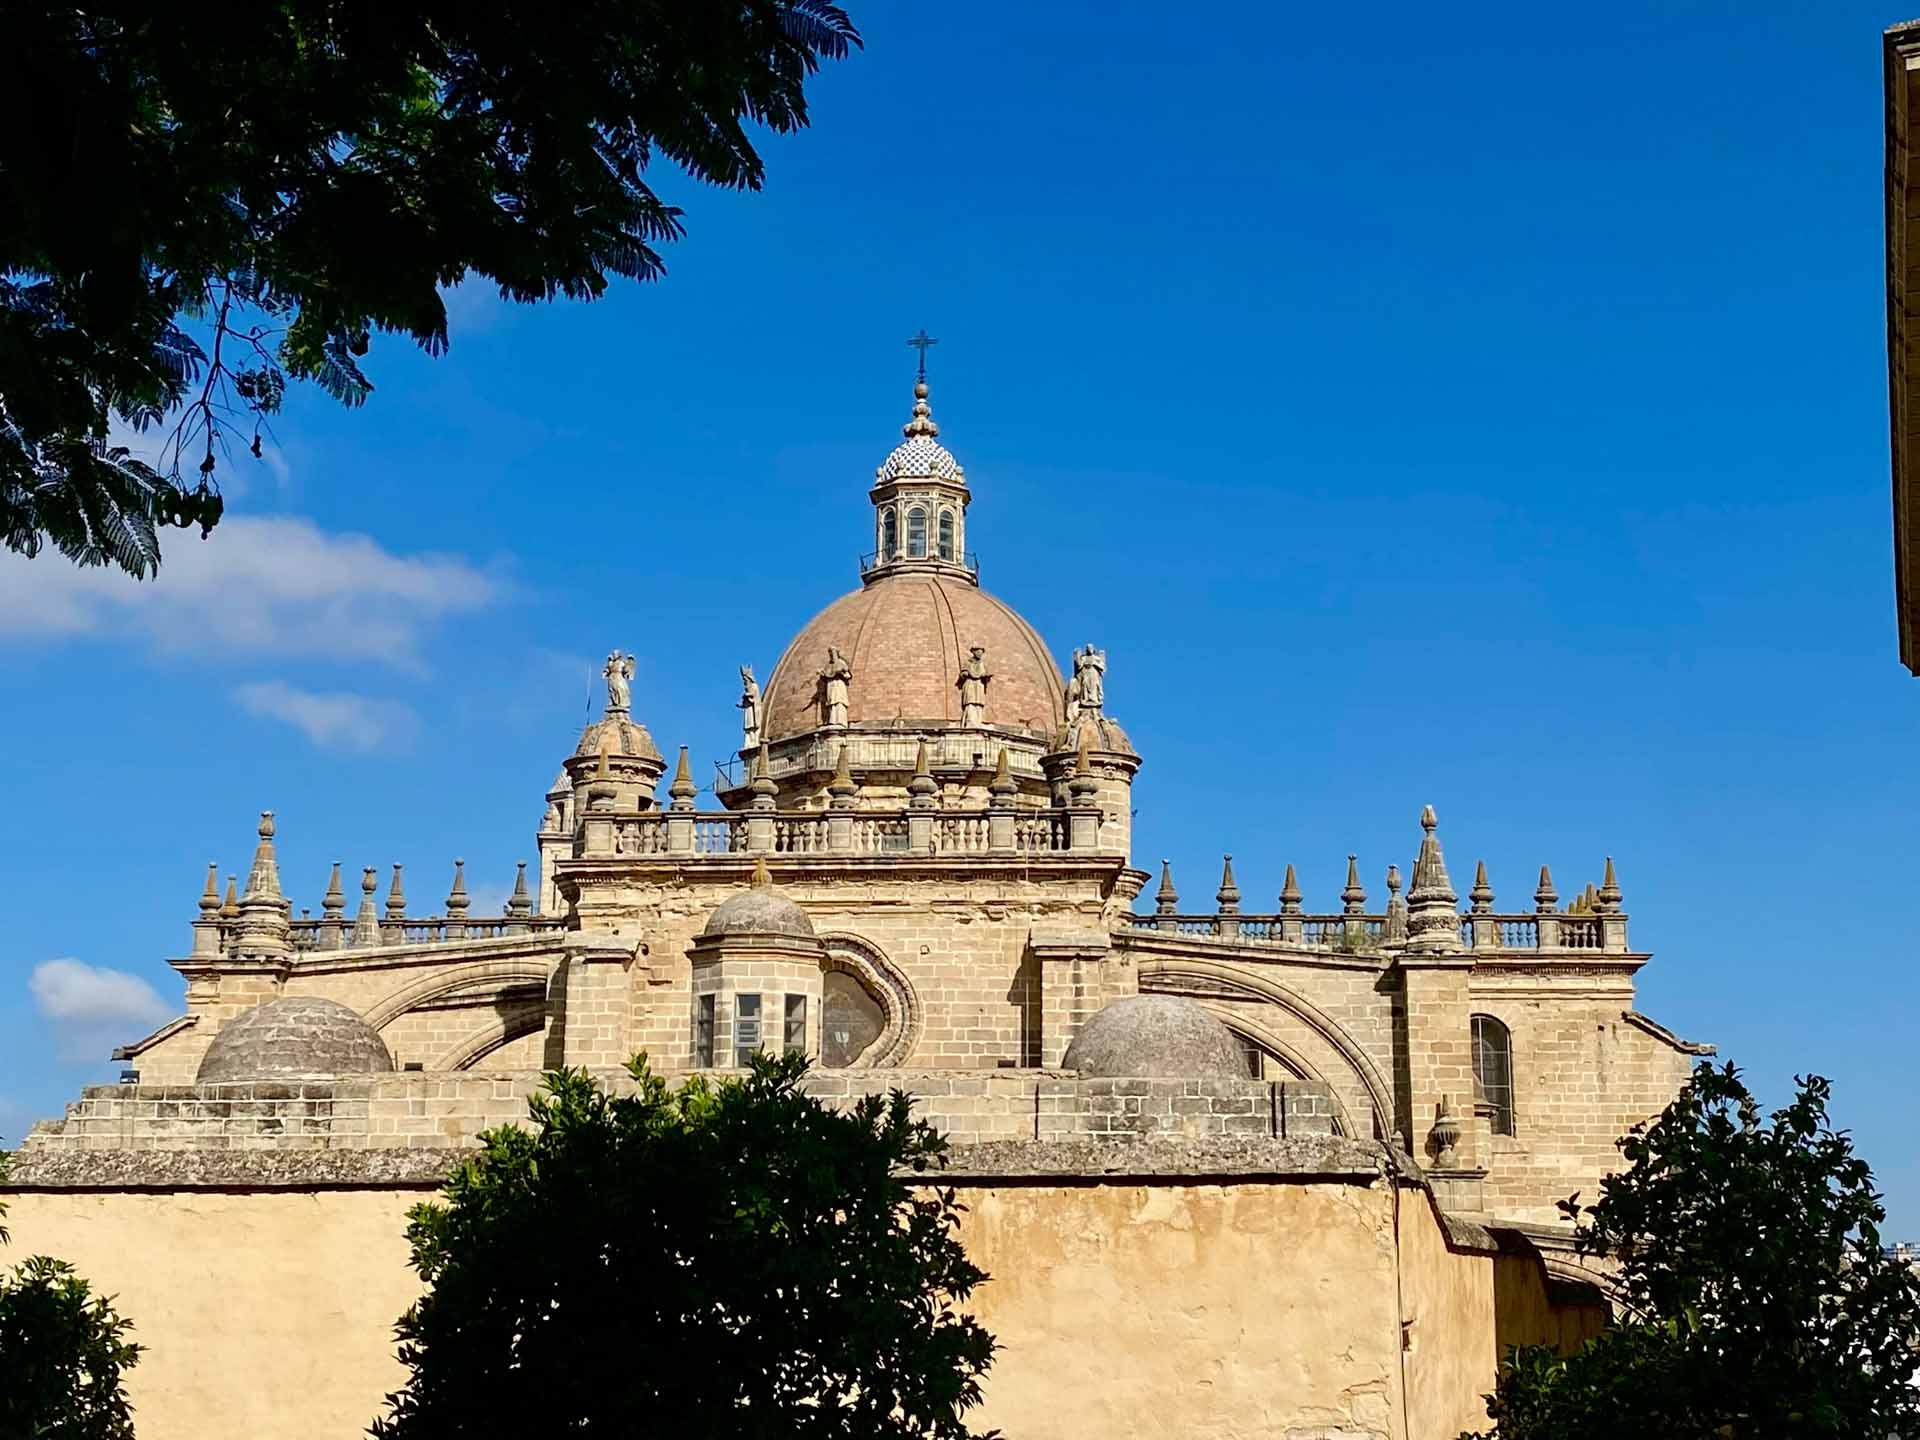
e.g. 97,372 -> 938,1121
603,650 -> 635,715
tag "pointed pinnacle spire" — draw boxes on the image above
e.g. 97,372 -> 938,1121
446,859 -> 469,916
596,731 -> 613,780
222,874 -> 239,918
1215,854 -> 1240,913
506,861 -> 533,917
386,863 -> 407,920
1155,859 -> 1180,915
1279,862 -> 1302,914
199,862 -> 222,914
750,856 -> 772,889
243,811 -> 282,901
669,745 -> 697,804
1069,727 -> 1098,799
321,862 -> 345,920
1598,855 -> 1622,911
908,738 -> 937,801
750,743 -> 778,805
1469,859 -> 1494,913
828,742 -> 857,800
1341,854 -> 1367,914
1404,806 -> 1461,952
352,866 -> 380,945
989,746 -> 1015,798
1534,864 -> 1558,913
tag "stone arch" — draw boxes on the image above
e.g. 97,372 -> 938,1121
364,960 -> 554,1033
1203,1006 -> 1357,1138
817,932 -> 922,1069
1136,956 -> 1394,1138
438,998 -> 547,1071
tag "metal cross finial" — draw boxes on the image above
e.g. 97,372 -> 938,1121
906,328 -> 939,380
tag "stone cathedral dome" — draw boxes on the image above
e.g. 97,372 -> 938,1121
761,574 -> 1067,741
757,369 -> 1067,742
196,996 -> 394,1083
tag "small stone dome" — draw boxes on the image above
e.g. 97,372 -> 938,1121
701,884 -> 815,940
574,714 -> 662,763
1062,995 -> 1246,1079
878,433 -> 964,482
1059,711 -> 1137,759
196,996 -> 394,1084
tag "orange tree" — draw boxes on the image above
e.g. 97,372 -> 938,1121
372,1054 -> 999,1439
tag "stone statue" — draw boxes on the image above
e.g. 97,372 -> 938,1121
819,646 -> 853,728
1071,644 -> 1105,711
738,664 -> 762,748
603,650 -> 634,715
957,645 -> 991,728
542,801 -> 560,831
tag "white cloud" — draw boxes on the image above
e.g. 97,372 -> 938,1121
234,680 -> 419,752
0,515 -> 501,669
29,959 -> 177,1064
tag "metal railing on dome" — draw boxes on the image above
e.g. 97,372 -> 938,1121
858,549 -> 979,577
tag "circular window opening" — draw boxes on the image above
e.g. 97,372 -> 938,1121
821,970 -> 886,1068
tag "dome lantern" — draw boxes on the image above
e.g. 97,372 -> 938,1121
864,342 -> 974,585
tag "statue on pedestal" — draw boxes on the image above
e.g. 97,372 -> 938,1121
819,647 -> 853,728
957,645 -> 992,728
738,665 -> 762,749
603,651 -> 634,715
1065,644 -> 1105,726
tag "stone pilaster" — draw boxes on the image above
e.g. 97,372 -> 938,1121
1030,928 -> 1125,1068
557,933 -> 637,1069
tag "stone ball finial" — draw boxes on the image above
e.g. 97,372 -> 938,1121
1062,995 -> 1246,1079
195,996 -> 394,1084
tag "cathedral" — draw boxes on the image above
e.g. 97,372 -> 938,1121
8,368 -> 1713,1440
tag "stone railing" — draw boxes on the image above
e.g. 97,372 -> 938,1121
580,804 -> 1102,861
285,915 -> 566,953
1124,910 -> 1625,955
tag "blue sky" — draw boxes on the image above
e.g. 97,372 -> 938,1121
4,1 -> 1916,1228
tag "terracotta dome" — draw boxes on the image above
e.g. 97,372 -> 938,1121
761,573 -> 1067,741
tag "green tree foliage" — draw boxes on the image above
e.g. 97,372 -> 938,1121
371,1054 -> 1000,1439
0,3 -> 859,576
0,1147 -> 143,1440
1468,1064 -> 1920,1439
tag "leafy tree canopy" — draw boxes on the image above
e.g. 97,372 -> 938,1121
0,3 -> 858,575
0,1148 -> 144,1440
371,1054 -> 1000,1439
1468,1064 -> 1920,1439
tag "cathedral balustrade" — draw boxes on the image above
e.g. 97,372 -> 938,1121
1122,910 -> 1623,955
585,805 -> 1097,862
278,914 -> 567,953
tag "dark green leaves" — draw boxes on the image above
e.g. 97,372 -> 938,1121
0,1255 -> 142,1440
0,2 -> 859,575
371,1053 -> 998,1440
1466,1065 -> 1920,1440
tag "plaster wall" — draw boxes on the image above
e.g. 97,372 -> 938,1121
2,1173 -> 1512,1440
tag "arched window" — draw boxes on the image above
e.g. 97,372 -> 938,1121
937,510 -> 955,561
881,508 -> 898,561
1471,1014 -> 1515,1136
906,506 -> 927,558
821,970 -> 886,1068
1233,1031 -> 1264,1080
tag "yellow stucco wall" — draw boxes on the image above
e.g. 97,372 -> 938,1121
4,1177 -> 1516,1440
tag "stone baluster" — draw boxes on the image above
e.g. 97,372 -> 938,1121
1215,854 -> 1240,938
1533,865 -> 1560,948
351,867 -> 380,947
1277,863 -> 1303,943
1154,860 -> 1180,931
191,862 -> 224,957
1468,860 -> 1498,950
504,861 -> 533,933
987,747 -> 1017,853
444,859 -> 469,939
1597,855 -> 1628,952
906,740 -> 937,853
318,862 -> 346,950
666,746 -> 697,855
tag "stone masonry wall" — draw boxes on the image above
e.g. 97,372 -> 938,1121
21,1071 -> 1340,1156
